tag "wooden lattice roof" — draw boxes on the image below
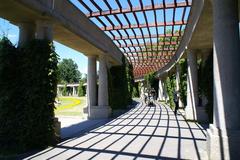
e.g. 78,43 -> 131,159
72,0 -> 192,78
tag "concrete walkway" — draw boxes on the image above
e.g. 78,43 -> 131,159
57,116 -> 110,139
24,102 -> 208,160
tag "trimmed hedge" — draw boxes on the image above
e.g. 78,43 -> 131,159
0,38 -> 58,155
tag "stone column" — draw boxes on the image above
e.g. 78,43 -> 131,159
35,20 -> 53,40
98,55 -> 109,106
175,65 -> 180,92
207,0 -> 240,159
36,19 -> 60,137
162,77 -> 168,102
18,22 -> 35,47
185,51 -> 198,121
57,86 -> 60,96
87,56 -> 97,118
175,64 -> 183,108
73,86 -> 76,96
158,79 -> 164,101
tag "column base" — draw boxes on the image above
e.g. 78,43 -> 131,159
185,106 -> 208,123
185,105 -> 197,121
88,106 -> 111,119
54,117 -> 61,141
196,106 -> 208,123
207,124 -> 240,160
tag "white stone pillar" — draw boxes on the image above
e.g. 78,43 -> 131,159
207,0 -> 240,159
87,56 -> 97,116
162,77 -> 168,102
18,22 -> 35,47
88,55 -> 110,119
158,79 -> 164,101
98,55 -> 109,106
35,20 -> 53,40
73,86 -> 76,96
185,51 -> 198,121
36,19 -> 60,135
175,65 -> 180,92
175,64 -> 183,108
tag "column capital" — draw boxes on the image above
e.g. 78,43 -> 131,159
35,20 -> 54,40
186,49 -> 199,54
87,55 -> 97,58
18,22 -> 35,47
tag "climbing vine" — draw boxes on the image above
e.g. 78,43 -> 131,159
0,37 -> 21,154
19,39 -> 58,150
165,74 -> 176,109
108,56 -> 133,110
132,82 -> 140,98
199,54 -> 213,122
179,59 -> 188,107
0,37 -> 58,155
144,72 -> 159,98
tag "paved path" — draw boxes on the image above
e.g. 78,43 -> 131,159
25,102 -> 208,160
57,116 -> 109,139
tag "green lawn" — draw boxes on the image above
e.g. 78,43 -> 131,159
55,96 -> 87,117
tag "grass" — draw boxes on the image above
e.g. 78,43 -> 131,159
55,96 -> 87,117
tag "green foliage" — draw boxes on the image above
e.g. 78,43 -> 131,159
0,37 -> 21,154
179,59 -> 187,107
62,84 -> 67,96
132,82 -> 140,98
165,74 -> 176,109
199,54 -> 213,122
20,39 -> 58,149
0,38 -> 58,154
108,56 -> 132,110
126,64 -> 134,103
144,72 -> 155,88
57,59 -> 81,83
78,81 -> 86,97
144,72 -> 159,97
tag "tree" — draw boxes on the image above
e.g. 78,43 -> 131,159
57,59 -> 81,83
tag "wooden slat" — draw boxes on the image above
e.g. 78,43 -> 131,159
86,2 -> 192,17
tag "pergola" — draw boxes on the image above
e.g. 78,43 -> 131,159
72,0 -> 192,78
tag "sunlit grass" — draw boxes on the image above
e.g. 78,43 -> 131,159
55,96 -> 86,117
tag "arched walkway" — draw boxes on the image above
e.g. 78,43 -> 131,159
24,102 -> 207,160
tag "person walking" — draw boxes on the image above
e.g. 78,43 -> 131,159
174,91 -> 179,115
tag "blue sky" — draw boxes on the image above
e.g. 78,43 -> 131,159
0,18 -> 88,76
